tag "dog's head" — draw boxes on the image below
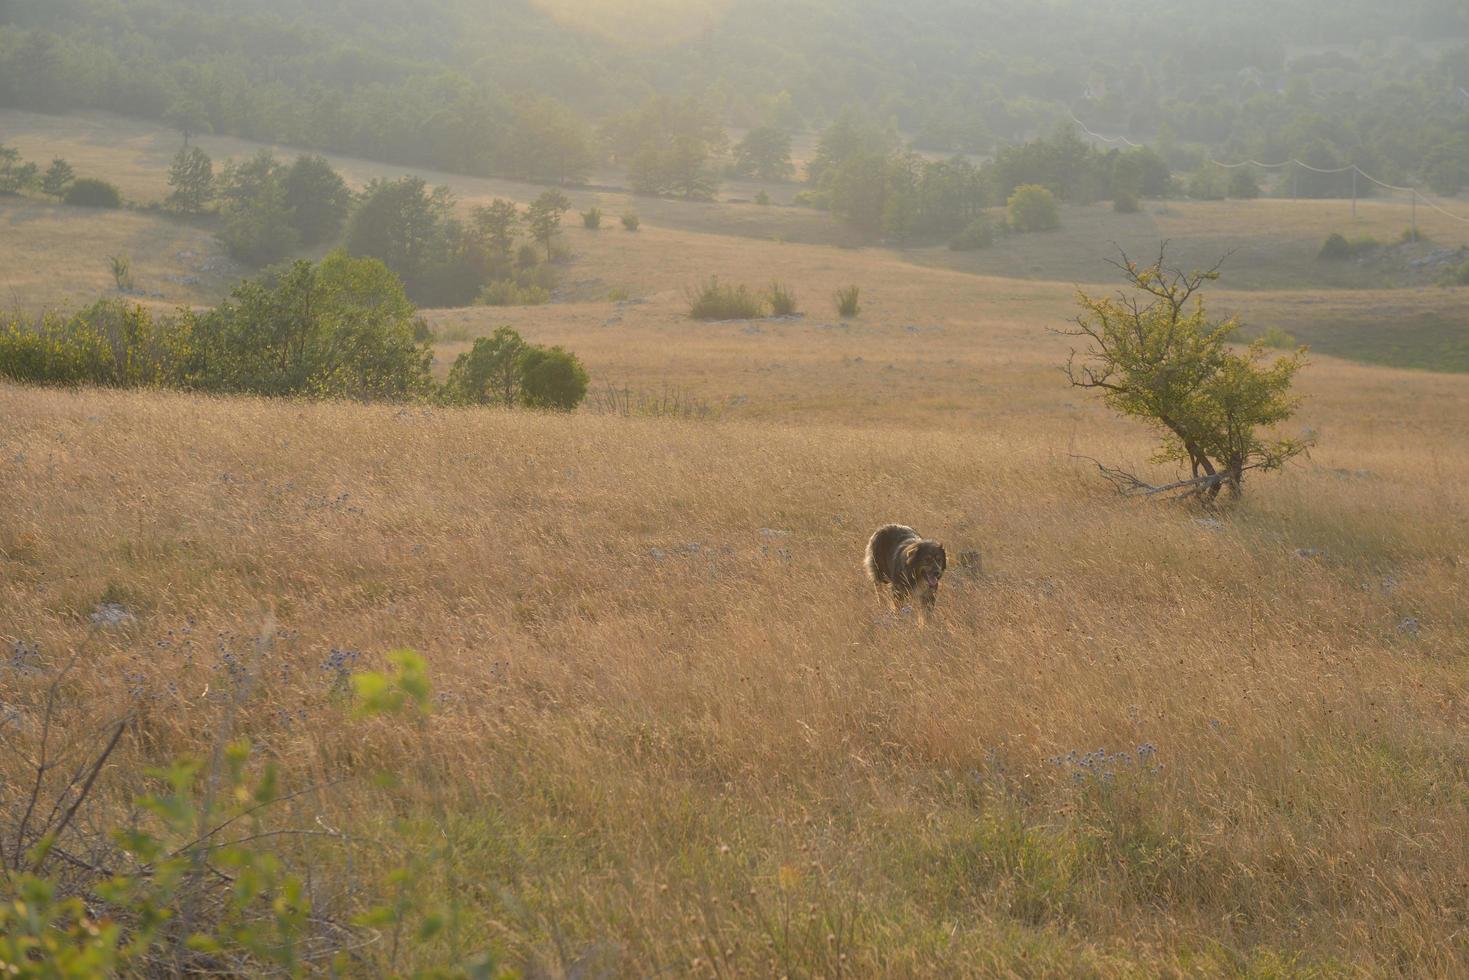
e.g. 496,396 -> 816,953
908,540 -> 947,591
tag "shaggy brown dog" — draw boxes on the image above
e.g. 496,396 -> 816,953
864,524 -> 947,622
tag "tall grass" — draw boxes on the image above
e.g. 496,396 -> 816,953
687,276 -> 766,320
768,280 -> 799,316
2,371 -> 1466,974
834,284 -> 861,317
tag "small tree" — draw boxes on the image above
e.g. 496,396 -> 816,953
109,254 -> 135,291
1064,248 -> 1309,500
164,97 -> 211,145
41,158 -> 74,197
526,189 -> 571,262
732,127 -> 794,181
1007,184 -> 1060,232
473,200 -> 521,263
1227,169 -> 1261,199
0,145 -> 30,193
283,155 -> 351,245
519,345 -> 589,410
444,326 -> 529,406
166,146 -> 214,213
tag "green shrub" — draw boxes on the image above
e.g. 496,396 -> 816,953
63,177 -> 122,208
0,301 -> 190,389
1258,326 -> 1299,349
621,213 -> 640,231
442,326 -> 588,411
1444,258 -> 1469,286
1185,169 -> 1226,201
1112,189 -> 1140,213
108,254 -> 134,291
516,242 -> 541,269
754,189 -> 771,206
607,286 -> 631,301
478,279 -> 552,306
687,277 -> 765,320
582,206 -> 602,229
1319,232 -> 1352,260
1006,184 -> 1060,232
834,284 -> 861,317
519,344 -> 589,410
768,281 -> 799,316
443,326 -> 528,406
1319,232 -> 1379,260
1401,227 -> 1427,245
949,216 -> 995,250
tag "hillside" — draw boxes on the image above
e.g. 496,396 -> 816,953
4,304 -> 1467,972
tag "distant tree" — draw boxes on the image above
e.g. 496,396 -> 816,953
1007,184 -> 1060,232
502,96 -> 593,185
472,200 -> 520,264
733,127 -> 794,181
608,95 -> 725,198
806,112 -> 897,187
629,136 -> 718,199
346,177 -> 452,292
164,97 -> 212,145
1227,168 -> 1261,199
0,145 -> 36,194
218,174 -> 299,266
518,345 -> 588,410
41,158 -> 74,197
283,155 -> 351,245
166,146 -> 214,213
1064,249 -> 1309,500
525,189 -> 571,262
828,152 -> 895,236
64,178 -> 123,208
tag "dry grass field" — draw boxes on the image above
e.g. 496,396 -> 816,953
3,108 -> 1469,975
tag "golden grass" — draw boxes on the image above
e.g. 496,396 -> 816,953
4,106 -> 1469,974
3,298 -> 1468,973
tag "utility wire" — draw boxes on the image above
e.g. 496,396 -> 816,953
1067,110 -> 1469,225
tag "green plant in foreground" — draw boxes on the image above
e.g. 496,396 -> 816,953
0,648 -> 508,977
768,280 -> 799,316
834,284 -> 861,317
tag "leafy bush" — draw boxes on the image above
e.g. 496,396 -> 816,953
834,284 -> 861,317
516,243 -> 541,269
519,345 -> 589,410
768,281 -> 799,316
582,207 -> 602,229
1112,190 -> 1140,213
948,215 -> 995,250
0,645 -> 462,975
754,189 -> 771,206
1319,233 -> 1379,260
479,279 -> 551,306
687,277 -> 765,320
1006,184 -> 1059,232
621,213 -> 641,231
0,253 -> 434,402
1444,258 -> 1469,286
442,326 -> 588,411
1257,327 -> 1299,349
63,177 -> 122,208
1185,169 -> 1226,200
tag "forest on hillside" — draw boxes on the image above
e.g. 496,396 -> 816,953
2,0 -> 1468,192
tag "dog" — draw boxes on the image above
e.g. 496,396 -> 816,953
864,524 -> 947,623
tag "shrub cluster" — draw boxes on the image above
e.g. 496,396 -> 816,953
442,325 -> 588,410
687,277 -> 766,320
0,253 -> 590,411
1318,232 -> 1380,260
949,215 -> 996,250
63,177 -> 123,208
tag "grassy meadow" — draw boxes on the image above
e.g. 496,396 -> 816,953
3,109 -> 1469,975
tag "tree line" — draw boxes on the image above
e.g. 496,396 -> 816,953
3,0 -> 1465,195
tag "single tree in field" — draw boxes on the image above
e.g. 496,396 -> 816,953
41,158 -> 74,197
733,127 -> 794,181
167,146 -> 214,213
1063,248 -> 1309,500
525,189 -> 571,262
472,199 -> 520,263
346,176 -> 451,290
283,155 -> 351,245
445,326 -> 529,406
164,97 -> 212,145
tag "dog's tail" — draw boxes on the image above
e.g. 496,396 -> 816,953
863,532 -> 881,584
